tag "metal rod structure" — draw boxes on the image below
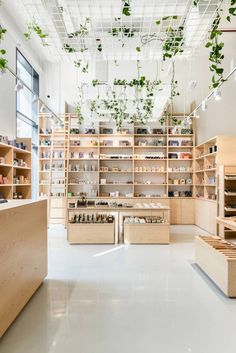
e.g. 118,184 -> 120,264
187,65 -> 236,119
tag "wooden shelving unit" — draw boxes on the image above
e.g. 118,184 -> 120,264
38,113 -> 69,225
67,116 -> 195,200
0,139 -> 32,200
219,165 -> 236,238
195,136 -> 236,234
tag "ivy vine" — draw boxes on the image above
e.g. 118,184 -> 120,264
122,0 -> 131,16
75,102 -> 84,125
227,0 -> 236,22
205,11 -> 224,88
24,19 -> 48,46
0,26 -> 7,70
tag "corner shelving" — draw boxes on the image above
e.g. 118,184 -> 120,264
0,139 -> 32,200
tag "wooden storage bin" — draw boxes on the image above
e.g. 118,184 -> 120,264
68,223 -> 115,244
195,235 -> 236,297
124,223 -> 170,244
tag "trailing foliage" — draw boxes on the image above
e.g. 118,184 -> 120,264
0,26 -> 7,70
226,0 -> 236,22
67,17 -> 90,53
122,0 -> 131,16
161,25 -> 184,61
63,43 -> 76,53
24,19 -> 48,46
205,12 -> 224,88
74,60 -> 89,74
193,0 -> 200,6
75,102 -> 84,125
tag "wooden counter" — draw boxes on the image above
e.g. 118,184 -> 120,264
0,199 -> 47,337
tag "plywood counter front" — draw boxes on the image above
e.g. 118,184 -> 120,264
0,199 -> 47,337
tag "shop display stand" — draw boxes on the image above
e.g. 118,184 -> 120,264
38,113 -> 69,225
195,136 -> 236,234
67,115 -> 195,199
195,235 -> 236,297
0,139 -> 32,199
219,165 -> 236,238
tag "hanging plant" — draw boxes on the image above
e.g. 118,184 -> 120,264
122,0 -> 131,16
205,11 -> 224,88
74,60 -> 89,74
193,0 -> 200,6
24,19 -> 48,46
75,102 -> 84,125
227,0 -> 236,22
63,43 -> 76,53
161,25 -> 184,61
67,17 -> 90,52
0,26 -> 7,70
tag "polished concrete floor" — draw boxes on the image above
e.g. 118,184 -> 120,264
1,225 -> 236,353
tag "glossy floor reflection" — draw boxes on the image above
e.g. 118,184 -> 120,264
1,225 -> 236,353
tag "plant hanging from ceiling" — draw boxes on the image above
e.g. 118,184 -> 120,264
122,0 -> 131,16
74,102 -> 84,125
161,25 -> 184,61
226,0 -> 236,22
0,25 -> 7,70
205,11 -> 224,88
24,19 -> 48,46
67,17 -> 90,53
109,17 -> 135,47
74,60 -> 89,73
193,0 -> 200,6
136,16 -> 178,52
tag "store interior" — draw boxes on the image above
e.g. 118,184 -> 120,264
0,1 -> 236,352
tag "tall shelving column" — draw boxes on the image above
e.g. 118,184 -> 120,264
48,115 -> 69,225
167,116 -> 194,198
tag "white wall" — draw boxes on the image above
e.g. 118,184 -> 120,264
173,32 -> 236,144
0,6 -> 45,138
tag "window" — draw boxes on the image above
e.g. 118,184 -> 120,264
16,49 -> 39,199
16,49 -> 39,138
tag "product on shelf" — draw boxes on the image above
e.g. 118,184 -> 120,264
13,192 -> 23,199
100,154 -> 132,160
134,152 -> 165,159
13,175 -> 30,185
40,128 -> 52,135
70,213 -> 114,224
0,174 -> 9,184
70,128 -> 80,134
0,157 -> 5,164
40,139 -> 51,146
13,158 -> 28,168
168,190 -> 192,197
85,128 -> 96,134
124,216 -> 165,224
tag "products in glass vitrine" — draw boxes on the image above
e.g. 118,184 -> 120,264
70,213 -> 114,224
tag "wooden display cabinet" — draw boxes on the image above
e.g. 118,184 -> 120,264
124,223 -> 169,244
195,235 -> 236,297
195,136 -> 236,234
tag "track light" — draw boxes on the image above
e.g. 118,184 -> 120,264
0,69 -> 6,77
14,80 -> 24,92
40,104 -> 45,113
214,88 -> 221,101
32,94 -> 38,103
201,100 -> 207,111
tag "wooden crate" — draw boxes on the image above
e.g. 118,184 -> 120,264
195,235 -> 236,297
124,223 -> 170,244
68,223 -> 115,244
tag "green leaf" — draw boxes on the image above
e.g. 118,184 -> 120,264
136,46 -> 141,52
